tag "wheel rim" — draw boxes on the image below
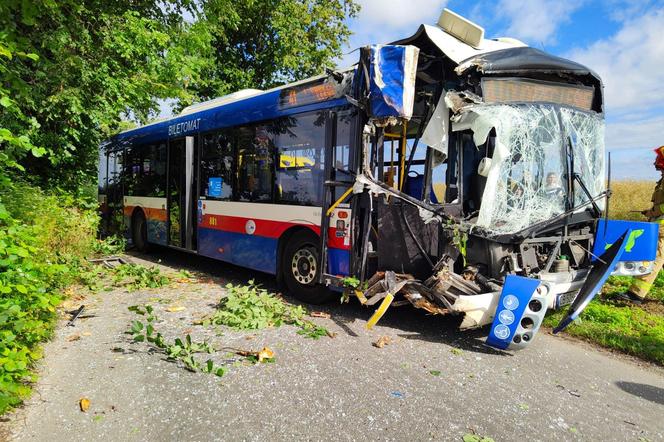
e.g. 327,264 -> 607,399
291,246 -> 317,285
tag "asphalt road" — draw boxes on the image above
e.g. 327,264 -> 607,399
3,249 -> 664,441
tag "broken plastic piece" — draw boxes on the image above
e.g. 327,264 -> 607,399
554,230 -> 630,334
366,293 -> 394,330
486,275 -> 545,350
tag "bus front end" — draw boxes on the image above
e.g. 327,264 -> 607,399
344,10 -> 659,350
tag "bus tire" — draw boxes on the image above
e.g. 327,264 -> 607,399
132,210 -> 150,253
282,231 -> 334,304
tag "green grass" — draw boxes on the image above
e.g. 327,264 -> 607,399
544,272 -> 664,365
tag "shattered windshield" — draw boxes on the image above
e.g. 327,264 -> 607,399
456,103 -> 605,234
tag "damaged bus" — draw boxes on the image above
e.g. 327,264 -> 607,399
98,9 -> 658,351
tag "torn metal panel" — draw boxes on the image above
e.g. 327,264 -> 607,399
421,92 -> 450,155
403,291 -> 449,315
391,24 -> 526,65
444,90 -> 483,114
455,46 -> 599,77
363,45 -> 419,122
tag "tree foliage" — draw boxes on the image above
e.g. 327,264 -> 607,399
0,0 -> 358,188
188,0 -> 359,103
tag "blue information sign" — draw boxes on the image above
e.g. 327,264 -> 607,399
208,177 -> 222,198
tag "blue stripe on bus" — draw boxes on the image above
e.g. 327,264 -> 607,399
109,93 -> 349,148
327,248 -> 350,276
147,220 -> 167,246
198,227 -> 278,274
198,227 -> 350,277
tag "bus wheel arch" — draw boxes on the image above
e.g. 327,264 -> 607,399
278,226 -> 334,304
131,208 -> 150,252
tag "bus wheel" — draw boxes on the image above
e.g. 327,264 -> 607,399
132,211 -> 150,253
283,232 -> 334,304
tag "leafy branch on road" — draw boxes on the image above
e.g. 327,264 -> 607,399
202,281 -> 332,339
127,305 -> 225,376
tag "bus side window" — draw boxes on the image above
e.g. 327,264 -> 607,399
274,112 -> 326,206
123,143 -> 166,197
201,130 -> 234,200
236,125 -> 274,202
429,150 -> 447,204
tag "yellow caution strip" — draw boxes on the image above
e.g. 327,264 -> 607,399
355,290 -> 368,305
366,293 -> 394,330
326,186 -> 353,217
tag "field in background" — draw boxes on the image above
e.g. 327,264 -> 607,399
608,180 -> 654,221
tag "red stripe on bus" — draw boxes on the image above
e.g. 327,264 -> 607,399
200,214 -> 350,250
201,214 -> 320,239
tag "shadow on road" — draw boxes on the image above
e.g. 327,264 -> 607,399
616,381 -> 664,405
128,247 -> 510,357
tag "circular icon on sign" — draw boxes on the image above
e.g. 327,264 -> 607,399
498,309 -> 515,325
494,324 -> 511,340
503,294 -> 519,310
245,220 -> 256,235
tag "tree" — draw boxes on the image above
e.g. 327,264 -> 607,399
177,0 -> 359,106
0,0 -> 358,189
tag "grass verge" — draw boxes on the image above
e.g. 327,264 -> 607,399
0,178 -> 104,414
543,272 -> 664,365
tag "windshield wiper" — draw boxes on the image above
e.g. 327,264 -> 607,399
567,135 -> 601,217
573,173 -> 601,217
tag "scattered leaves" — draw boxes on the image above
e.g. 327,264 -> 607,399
79,398 -> 90,412
462,433 -> 495,442
373,335 -> 393,348
204,281 -> 332,339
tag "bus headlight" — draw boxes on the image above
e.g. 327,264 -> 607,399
612,261 -> 654,277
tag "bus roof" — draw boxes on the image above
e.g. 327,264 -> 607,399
107,71 -> 351,150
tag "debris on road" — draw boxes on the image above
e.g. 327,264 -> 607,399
66,305 -> 85,326
372,336 -> 393,348
226,347 -> 276,364
79,398 -> 90,412
310,311 -> 331,319
87,256 -> 130,269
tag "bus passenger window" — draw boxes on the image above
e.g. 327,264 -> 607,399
124,143 -> 166,197
429,150 -> 447,204
274,112 -> 326,206
201,131 -> 234,200
237,126 -> 274,202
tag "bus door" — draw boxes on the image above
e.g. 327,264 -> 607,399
167,136 -> 197,250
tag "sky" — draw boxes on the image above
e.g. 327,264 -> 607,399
337,0 -> 664,180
